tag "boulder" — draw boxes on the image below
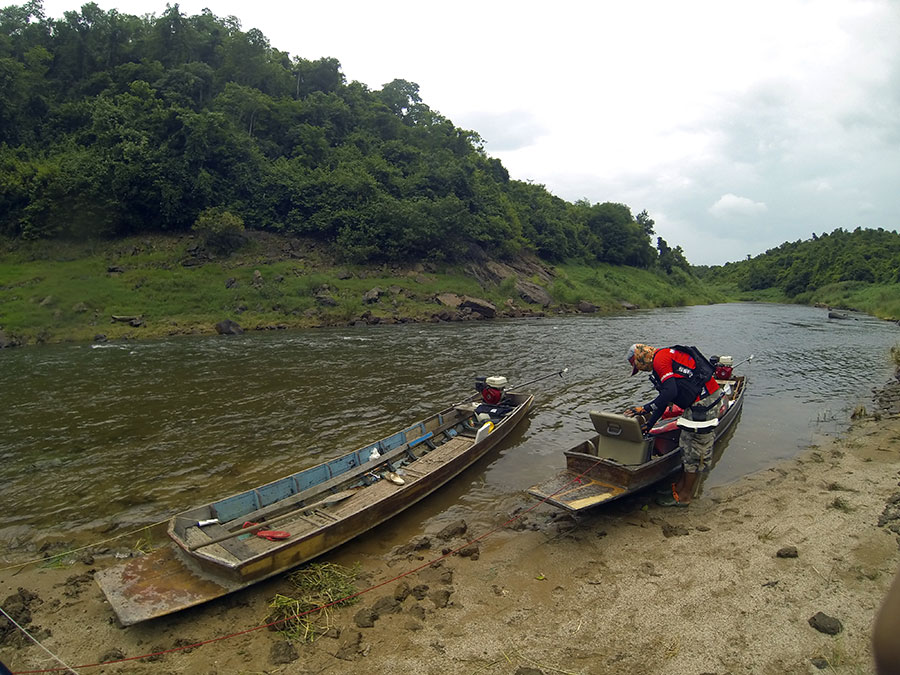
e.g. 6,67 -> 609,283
0,329 -> 21,349
316,292 -> 337,307
436,293 -> 462,308
215,319 -> 243,335
516,280 -> 552,307
459,296 -> 496,318
363,287 -> 383,304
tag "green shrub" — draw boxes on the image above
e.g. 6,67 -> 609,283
192,208 -> 246,256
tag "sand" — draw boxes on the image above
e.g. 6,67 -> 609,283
3,378 -> 900,675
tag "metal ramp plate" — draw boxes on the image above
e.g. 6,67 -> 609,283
527,471 -> 627,512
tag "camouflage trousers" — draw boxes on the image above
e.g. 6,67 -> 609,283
678,389 -> 725,472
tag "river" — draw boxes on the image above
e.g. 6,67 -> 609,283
1,302 -> 898,558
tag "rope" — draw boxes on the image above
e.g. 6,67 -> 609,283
8,462 -> 604,674
0,520 -> 170,574
0,607 -> 77,674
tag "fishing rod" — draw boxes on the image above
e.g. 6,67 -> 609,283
733,354 -> 754,368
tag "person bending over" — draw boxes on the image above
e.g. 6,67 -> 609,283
624,343 -> 724,506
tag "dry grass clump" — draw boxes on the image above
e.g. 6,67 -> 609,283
266,562 -> 360,642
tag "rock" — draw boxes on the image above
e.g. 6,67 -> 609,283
251,270 -> 263,288
363,287 -> 384,304
371,595 -> 402,615
315,292 -> 338,307
269,641 -> 298,665
808,611 -> 843,635
215,319 -> 243,335
354,607 -> 378,628
408,603 -> 426,620
436,519 -> 467,541
577,301 -> 598,313
107,266 -> 125,274
515,667 -> 546,675
776,546 -> 799,558
429,588 -> 453,609
394,580 -> 411,601
224,277 -> 237,289
620,301 -> 638,310
516,280 -> 553,307
0,329 -> 22,349
459,296 -> 496,318
392,536 -> 431,556
456,543 -> 480,559
435,293 -> 463,308
334,631 -> 363,661
93,334 -> 108,343
810,657 -> 829,669
411,584 -> 429,600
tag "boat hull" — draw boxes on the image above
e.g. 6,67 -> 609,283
528,377 -> 745,512
97,391 -> 534,625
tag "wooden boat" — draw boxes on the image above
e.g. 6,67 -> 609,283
96,381 -> 534,626
527,364 -> 747,513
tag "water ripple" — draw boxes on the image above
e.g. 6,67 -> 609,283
1,303 -> 897,554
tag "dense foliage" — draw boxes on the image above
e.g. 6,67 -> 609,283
696,227 -> 900,296
0,1 -> 665,268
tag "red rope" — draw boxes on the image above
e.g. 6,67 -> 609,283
10,460 -> 602,674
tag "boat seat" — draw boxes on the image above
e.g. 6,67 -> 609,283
588,411 -> 652,465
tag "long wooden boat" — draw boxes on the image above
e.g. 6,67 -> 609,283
96,383 -> 534,626
527,367 -> 747,513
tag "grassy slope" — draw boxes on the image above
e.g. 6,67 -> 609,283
0,234 -> 728,346
709,280 -> 900,322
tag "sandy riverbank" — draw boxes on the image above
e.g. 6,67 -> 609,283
3,378 -> 900,675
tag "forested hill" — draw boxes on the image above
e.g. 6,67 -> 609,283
0,1 -> 684,271
695,227 -> 900,297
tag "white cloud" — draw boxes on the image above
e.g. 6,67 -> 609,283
709,194 -> 769,219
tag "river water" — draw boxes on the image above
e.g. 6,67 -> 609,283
1,302 -> 898,558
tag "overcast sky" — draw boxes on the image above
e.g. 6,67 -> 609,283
40,0 -> 900,265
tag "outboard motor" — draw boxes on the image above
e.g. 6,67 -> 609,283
713,355 -> 733,380
475,375 -> 508,406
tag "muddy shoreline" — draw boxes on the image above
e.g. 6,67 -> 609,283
2,375 -> 900,674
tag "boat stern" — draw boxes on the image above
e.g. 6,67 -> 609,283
95,544 -> 246,626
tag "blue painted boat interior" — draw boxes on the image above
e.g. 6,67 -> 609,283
211,420 -> 437,523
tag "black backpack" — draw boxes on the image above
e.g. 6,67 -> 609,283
669,345 -> 716,397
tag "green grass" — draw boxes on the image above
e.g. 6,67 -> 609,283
553,263 -> 725,309
7,233 -> 897,346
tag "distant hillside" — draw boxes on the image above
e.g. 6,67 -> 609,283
695,227 -> 900,319
0,1 -> 682,274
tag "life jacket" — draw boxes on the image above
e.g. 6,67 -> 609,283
649,345 -> 717,404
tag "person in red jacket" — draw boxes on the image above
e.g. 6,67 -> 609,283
625,343 -> 724,506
